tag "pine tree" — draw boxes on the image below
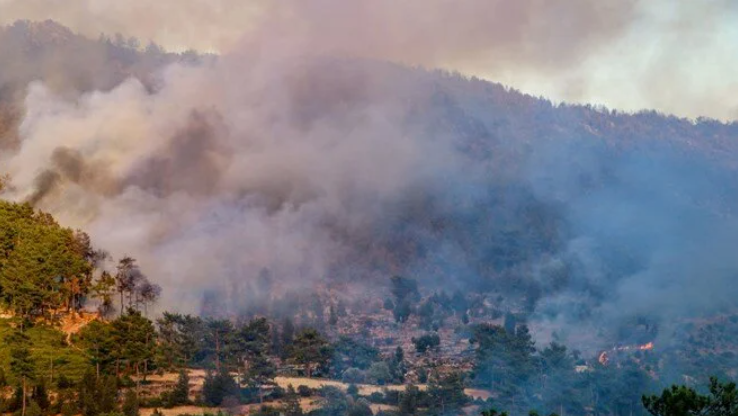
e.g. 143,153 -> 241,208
170,369 -> 190,406
77,371 -> 99,416
122,389 -> 139,416
281,318 -> 295,358
32,381 -> 50,410
427,371 -> 467,413
283,385 -> 303,416
202,368 -> 238,407
99,375 -> 119,414
248,353 -> 276,403
389,346 -> 407,383
291,328 -> 331,378
25,400 -> 42,416
399,384 -> 420,416
9,330 -> 35,416
78,320 -> 114,377
111,310 -> 157,383
60,397 -> 76,416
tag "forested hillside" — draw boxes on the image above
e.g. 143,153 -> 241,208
0,198 -> 95,319
2,19 -> 738,416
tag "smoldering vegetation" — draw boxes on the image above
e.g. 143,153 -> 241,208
1,20 -> 738,352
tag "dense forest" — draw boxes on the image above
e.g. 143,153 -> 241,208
0,196 -> 734,416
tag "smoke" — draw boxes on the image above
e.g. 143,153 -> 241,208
2,0 -> 738,119
0,0 -> 637,63
0,5 -> 737,353
2,54 -> 472,313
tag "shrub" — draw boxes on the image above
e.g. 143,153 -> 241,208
297,385 -> 312,397
342,368 -> 366,384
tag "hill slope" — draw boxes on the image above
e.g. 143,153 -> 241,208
1,20 -> 738,351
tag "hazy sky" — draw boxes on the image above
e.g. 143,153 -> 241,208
0,0 -> 736,121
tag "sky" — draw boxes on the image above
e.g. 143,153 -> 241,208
0,0 -> 736,120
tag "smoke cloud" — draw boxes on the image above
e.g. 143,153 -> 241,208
1,3 -> 738,352
2,0 -> 737,119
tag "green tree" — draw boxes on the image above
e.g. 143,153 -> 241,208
399,384 -> 421,416
393,299 -> 413,323
642,377 -> 738,416
281,318 -> 295,358
389,346 -> 407,383
99,375 -> 119,414
25,400 -> 42,416
233,318 -> 270,382
0,202 -> 92,320
390,276 -> 419,302
32,380 -> 50,410
169,369 -> 190,406
205,318 -> 234,372
248,353 -> 276,403
122,389 -> 139,416
283,385 -> 303,416
201,368 -> 239,407
291,328 -> 331,378
331,336 -> 380,377
9,330 -> 35,416
156,312 -> 205,368
427,371 -> 467,414
111,309 -> 157,382
348,398 -> 373,416
412,333 -> 440,354
367,362 -> 392,386
78,320 -> 115,377
77,371 -> 99,416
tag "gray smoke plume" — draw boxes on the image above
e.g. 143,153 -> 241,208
0,7 -> 737,352
2,0 -> 737,119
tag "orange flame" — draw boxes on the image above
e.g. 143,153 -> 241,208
598,351 -> 609,365
639,342 -> 654,350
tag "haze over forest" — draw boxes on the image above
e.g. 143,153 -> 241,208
0,2 -> 737,416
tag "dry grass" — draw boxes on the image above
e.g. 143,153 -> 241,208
464,388 -> 493,400
275,376 -> 491,399
138,373 -> 492,415
370,404 -> 399,413
274,376 -> 425,396
140,405 -> 219,416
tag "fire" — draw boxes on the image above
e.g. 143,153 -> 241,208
613,341 -> 655,352
599,342 -> 654,366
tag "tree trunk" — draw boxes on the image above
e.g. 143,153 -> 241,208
136,362 -> 141,392
215,333 -> 221,372
21,377 -> 26,416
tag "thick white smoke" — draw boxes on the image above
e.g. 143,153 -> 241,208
1,51 -> 466,312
